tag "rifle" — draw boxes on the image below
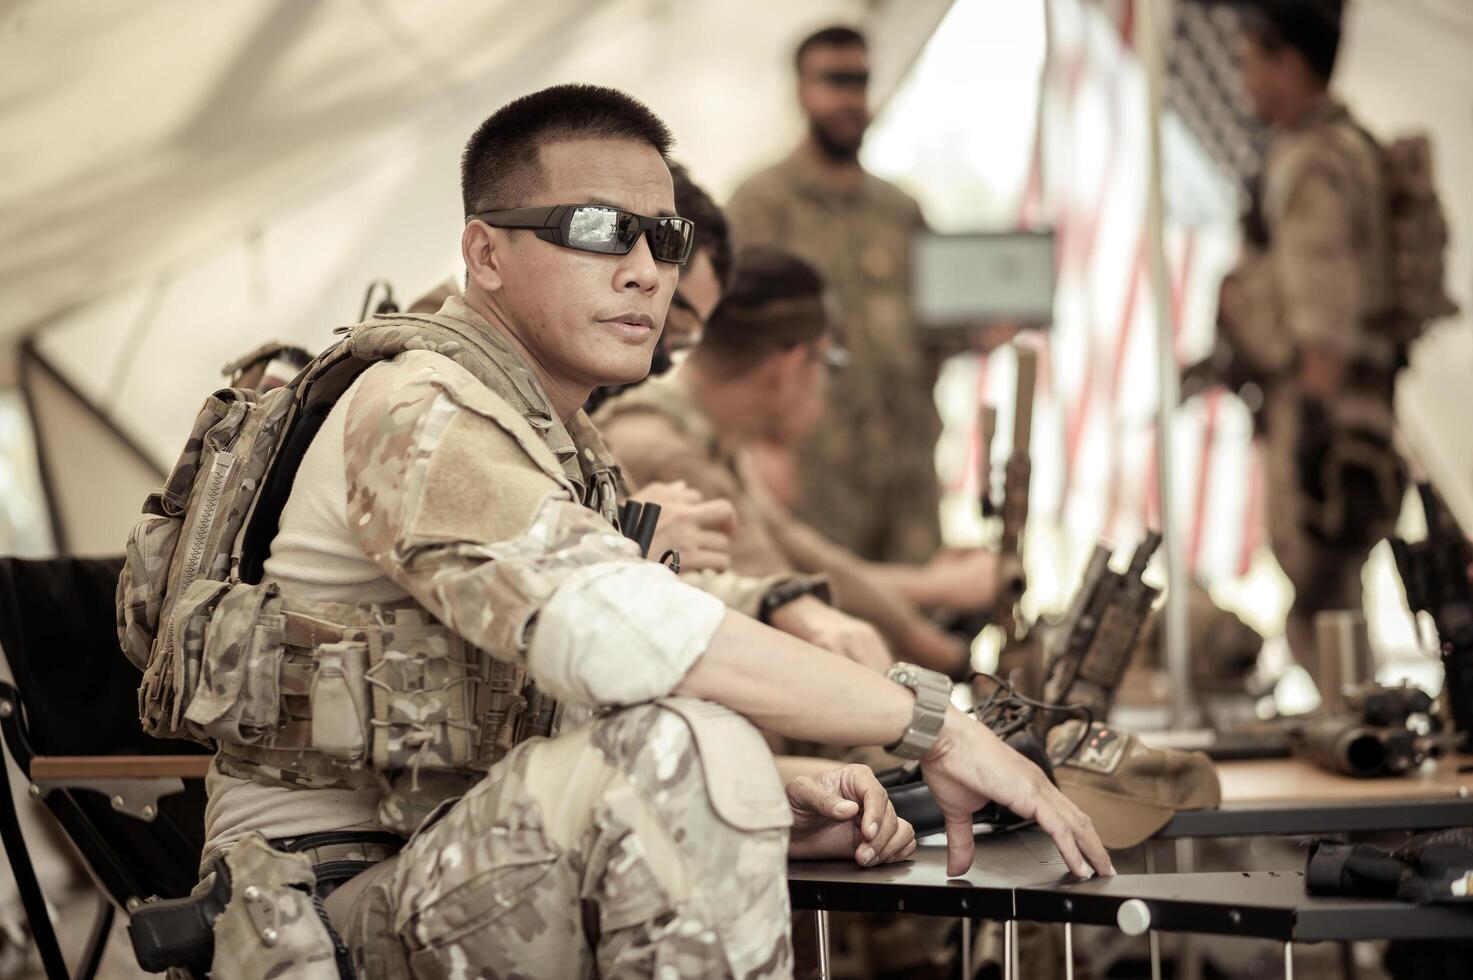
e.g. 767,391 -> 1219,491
1389,482 -> 1473,747
1039,532 -> 1163,722
998,345 -> 1036,623
967,343 -> 1036,638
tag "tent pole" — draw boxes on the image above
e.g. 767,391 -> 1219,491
1139,0 -> 1195,728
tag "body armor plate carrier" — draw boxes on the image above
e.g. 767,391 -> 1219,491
118,311 -> 617,834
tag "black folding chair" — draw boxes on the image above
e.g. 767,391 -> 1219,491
0,556 -> 209,979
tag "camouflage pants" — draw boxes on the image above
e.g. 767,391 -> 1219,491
1261,388 -> 1397,677
327,699 -> 794,979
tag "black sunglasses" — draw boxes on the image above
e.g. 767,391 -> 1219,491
469,204 -> 695,265
817,69 -> 869,89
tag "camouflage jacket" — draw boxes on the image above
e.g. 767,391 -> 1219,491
726,148 -> 943,563
191,299 -> 731,832
1221,98 -> 1393,393
727,148 -> 930,422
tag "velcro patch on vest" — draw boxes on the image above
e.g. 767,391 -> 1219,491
1059,726 -> 1129,776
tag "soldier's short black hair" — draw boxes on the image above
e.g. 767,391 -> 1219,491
669,163 -> 733,290
461,84 -> 674,216
1240,1 -> 1343,83
695,247 -> 829,377
795,25 -> 867,73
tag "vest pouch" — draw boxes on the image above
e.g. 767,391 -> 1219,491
367,614 -> 478,774
210,833 -> 345,980
140,577 -> 230,740
310,641 -> 372,763
186,582 -> 284,746
118,498 -> 181,671
127,388 -> 259,742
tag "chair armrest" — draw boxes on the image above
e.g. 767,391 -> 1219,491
27,756 -> 208,819
29,756 -> 211,781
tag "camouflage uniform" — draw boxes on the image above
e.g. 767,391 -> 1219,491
1219,98 -> 1402,673
727,151 -> 940,564
192,299 -> 795,976
331,699 -> 792,979
594,364 -> 928,652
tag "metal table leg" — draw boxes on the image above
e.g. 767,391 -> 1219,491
961,917 -> 971,979
1003,918 -> 1014,980
816,909 -> 831,980
1285,941 -> 1294,980
1144,845 -> 1162,980
1065,922 -> 1074,980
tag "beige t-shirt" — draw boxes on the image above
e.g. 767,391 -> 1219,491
201,372 -> 404,862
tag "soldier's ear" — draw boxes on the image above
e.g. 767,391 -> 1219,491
462,220 -> 505,294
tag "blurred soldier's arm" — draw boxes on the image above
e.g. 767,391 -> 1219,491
1272,151 -> 1363,400
744,465 -> 972,677
632,480 -> 737,573
602,410 -> 891,672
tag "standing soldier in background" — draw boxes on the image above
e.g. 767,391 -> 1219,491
1203,0 -> 1454,677
727,25 -> 939,564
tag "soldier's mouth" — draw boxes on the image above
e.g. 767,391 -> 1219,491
598,314 -> 656,339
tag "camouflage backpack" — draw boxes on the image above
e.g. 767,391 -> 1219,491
117,336 -> 377,742
1372,133 -> 1459,348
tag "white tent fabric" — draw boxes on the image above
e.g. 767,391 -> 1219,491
2,0 -> 949,552
1,0 -> 1468,560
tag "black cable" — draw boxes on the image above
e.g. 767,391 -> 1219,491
967,671 -> 1095,762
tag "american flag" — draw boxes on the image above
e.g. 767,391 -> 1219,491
954,0 -> 1267,611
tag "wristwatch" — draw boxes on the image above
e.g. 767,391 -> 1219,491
884,662 -> 953,760
757,577 -> 832,625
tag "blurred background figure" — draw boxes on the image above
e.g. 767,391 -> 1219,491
1202,0 -> 1454,680
727,25 -> 940,565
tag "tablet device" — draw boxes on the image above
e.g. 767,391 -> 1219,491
912,230 -> 1055,330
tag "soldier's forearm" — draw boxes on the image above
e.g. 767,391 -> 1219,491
676,611 -> 913,747
860,562 -> 943,607
775,755 -> 841,782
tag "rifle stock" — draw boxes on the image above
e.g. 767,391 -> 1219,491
1389,482 -> 1473,745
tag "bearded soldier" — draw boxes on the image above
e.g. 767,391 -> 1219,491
727,26 -> 940,565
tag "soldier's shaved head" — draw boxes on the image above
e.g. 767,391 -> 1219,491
461,84 -> 674,216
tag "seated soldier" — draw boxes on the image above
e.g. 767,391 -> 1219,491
598,243 -> 1001,678
142,84 -> 1109,978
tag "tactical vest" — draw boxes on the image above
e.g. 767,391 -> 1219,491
118,307 -> 623,834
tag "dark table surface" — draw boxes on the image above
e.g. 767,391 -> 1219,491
1154,755 -> 1473,840
1017,869 -> 1473,942
787,831 -> 1069,919
791,837 -> 1473,943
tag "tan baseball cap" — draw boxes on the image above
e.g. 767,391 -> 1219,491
1046,721 -> 1222,849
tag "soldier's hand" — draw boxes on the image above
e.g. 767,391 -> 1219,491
769,597 -> 892,673
922,708 -> 1114,880
921,548 -> 1002,612
900,620 -> 973,680
786,764 -> 917,866
638,481 -> 737,572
